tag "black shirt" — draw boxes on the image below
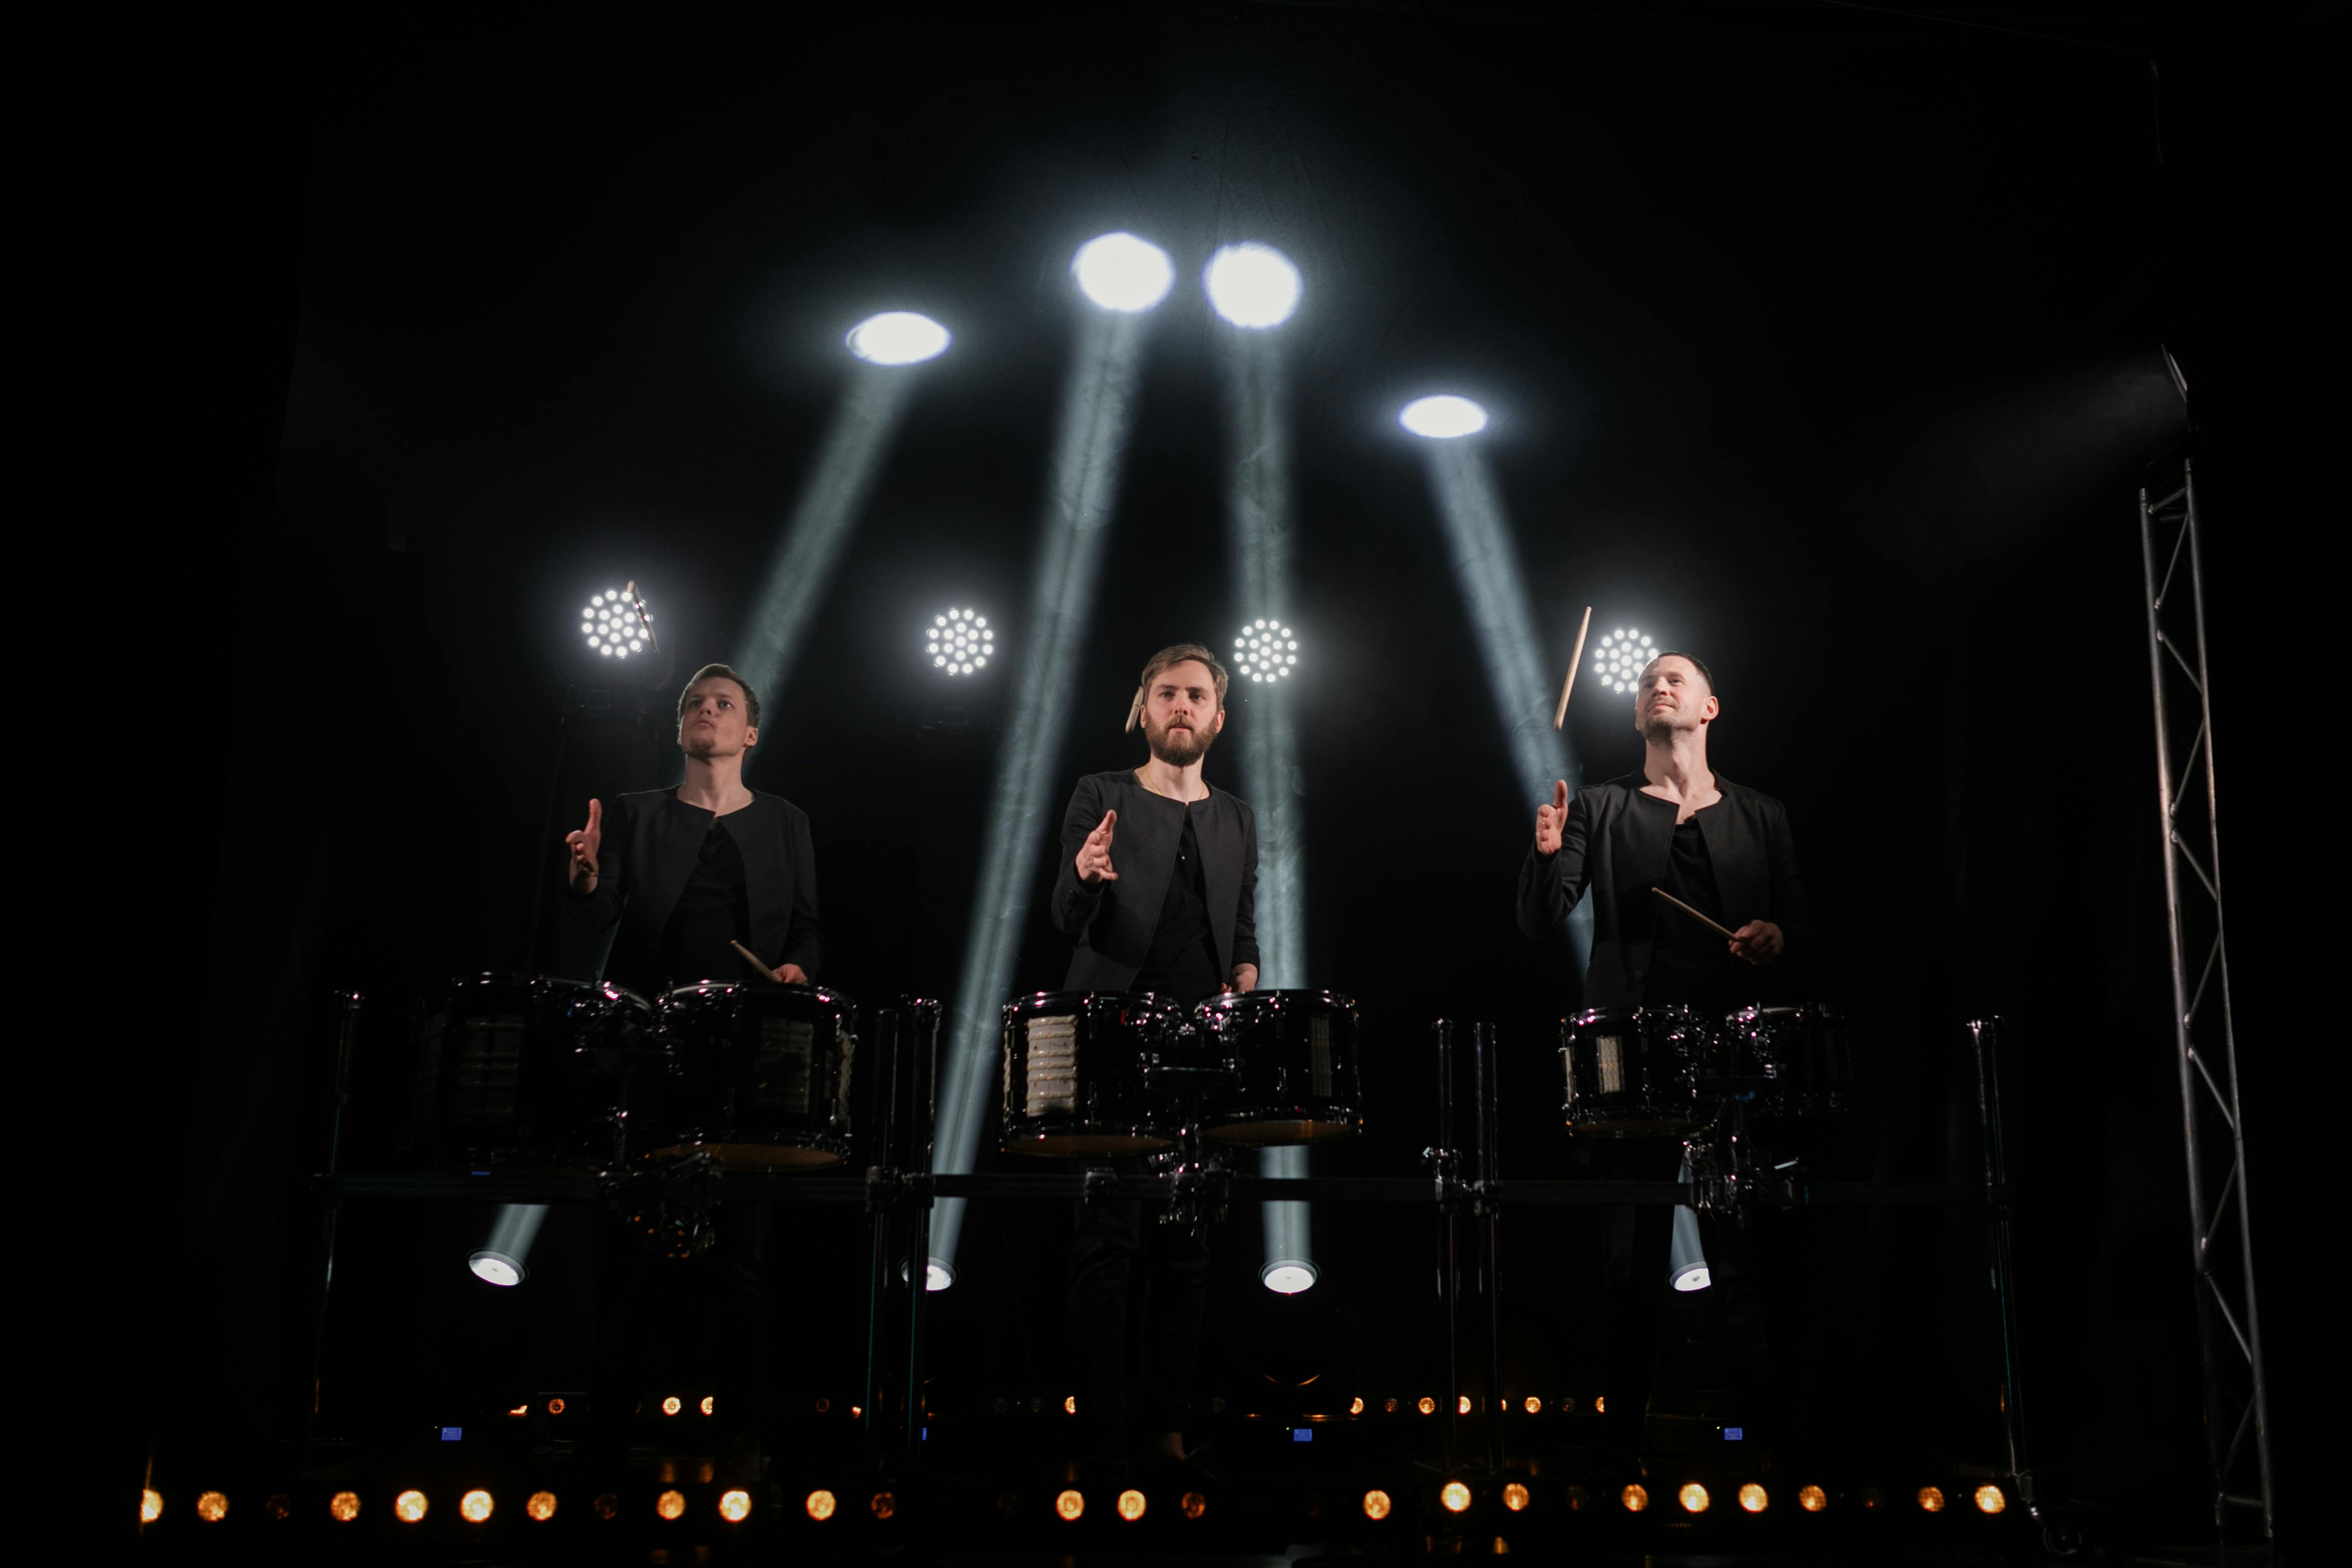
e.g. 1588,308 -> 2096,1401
1645,816 -> 1741,1018
643,821 -> 753,989
1129,805 -> 1222,1006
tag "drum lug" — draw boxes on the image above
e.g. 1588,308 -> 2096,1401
1081,1165 -> 1121,1205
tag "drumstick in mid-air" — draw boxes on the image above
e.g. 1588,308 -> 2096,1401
1123,684 -> 1144,734
1553,605 -> 1595,730
1651,885 -> 1738,941
731,940 -> 782,981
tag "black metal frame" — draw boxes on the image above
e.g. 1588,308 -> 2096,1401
2137,460 -> 2276,1545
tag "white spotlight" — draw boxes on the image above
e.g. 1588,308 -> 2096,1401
1261,1259 -> 1318,1294
1592,627 -> 1658,695
925,1258 -> 956,1293
1073,232 -> 1175,312
924,607 -> 996,676
1232,620 -> 1299,683
1205,242 -> 1302,328
581,587 -> 652,660
1400,396 -> 1489,439
847,312 -> 951,366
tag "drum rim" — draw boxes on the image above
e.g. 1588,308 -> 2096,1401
1564,1002 -> 1709,1027
1001,989 -> 1184,1019
1195,987 -> 1359,1015
658,979 -> 858,1009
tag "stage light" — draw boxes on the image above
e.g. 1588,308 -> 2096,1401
700,1395 -> 714,1416
805,1490 -> 837,1521
594,1493 -> 620,1519
195,1492 -> 227,1522
267,1493 -> 291,1519
1074,232 -> 1176,312
1669,1158 -> 1711,1291
1400,395 -> 1488,439
707,1489 -> 748,1523
330,1492 -> 360,1522
662,1396 -> 682,1416
1591,627 -> 1656,696
1459,1395 -> 1473,1416
1523,1395 -> 1541,1415
526,1492 -> 556,1521
580,587 -> 653,662
1055,1490 -> 1085,1521
1262,1258 -> 1317,1294
1862,1489 -> 1884,1510
1232,619 -> 1299,683
1679,1483 -> 1710,1514
1975,1484 -> 2006,1515
1739,1483 -> 1769,1513
1181,1491 -> 1207,1518
1798,1485 -> 1827,1512
1064,1394 -> 1077,1415
1350,1397 -> 1365,1415
395,1491 -> 427,1523
1418,1396 -> 1436,1415
923,1257 -> 955,1291
656,1490 -> 686,1521
547,1398 -> 565,1414
1502,1483 -> 1530,1512
1441,1481 -> 1473,1513
140,1489 -> 163,1523
1363,1490 -> 1394,1520
470,1203 -> 549,1286
1621,1484 -> 1649,1512
1117,1489 -> 1147,1521
1918,1487 -> 1947,1513
1594,1395 -> 1606,1413
460,1491 -> 493,1523
847,311 -> 951,366
1205,242 -> 1301,328
926,607 -> 995,675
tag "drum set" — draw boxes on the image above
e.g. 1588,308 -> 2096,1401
1558,1001 -> 1852,1135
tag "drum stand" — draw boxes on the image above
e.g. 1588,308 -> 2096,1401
860,999 -> 943,1471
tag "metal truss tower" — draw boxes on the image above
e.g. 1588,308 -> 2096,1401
2136,459 -> 2275,1546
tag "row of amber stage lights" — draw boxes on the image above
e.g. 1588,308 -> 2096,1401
139,1480 -> 2009,1527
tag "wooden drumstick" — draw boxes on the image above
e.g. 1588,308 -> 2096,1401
1651,885 -> 1737,940
1123,684 -> 1144,734
1553,605 -> 1594,730
731,940 -> 781,981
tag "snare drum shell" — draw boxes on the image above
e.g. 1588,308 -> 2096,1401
1558,1004 -> 1708,1136
417,974 -> 663,1171
1196,989 -> 1364,1146
1001,992 -> 1180,1156
648,983 -> 858,1170
1715,1003 -> 1852,1116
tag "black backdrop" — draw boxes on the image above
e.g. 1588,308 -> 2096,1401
71,1 -> 2337,1547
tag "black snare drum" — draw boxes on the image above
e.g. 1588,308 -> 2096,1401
418,974 -> 663,1170
1197,990 -> 1364,1146
1709,1003 -> 1852,1117
650,983 -> 858,1170
1001,992 -> 1182,1156
1559,1005 -> 1710,1136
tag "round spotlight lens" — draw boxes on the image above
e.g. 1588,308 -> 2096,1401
1074,232 -> 1176,312
593,1493 -> 620,1518
195,1491 -> 227,1523
1798,1485 -> 1827,1513
1181,1491 -> 1207,1519
1363,1489 -> 1394,1520
526,1491 -> 556,1521
701,1395 -> 714,1416
1234,621 -> 1300,683
1055,1490 -> 1085,1521
1975,1484 -> 2006,1515
805,1490 -> 837,1521
1621,1484 -> 1649,1513
1205,242 -> 1302,328
395,1491 -> 428,1524
1400,395 -> 1489,439
1261,1259 -> 1317,1293
847,311 -> 951,366
1918,1486 -> 1946,1513
719,1490 -> 752,1522
661,1396 -> 682,1417
1418,1396 -> 1437,1416
1116,1489 -> 1147,1521
926,1259 -> 955,1291
329,1492 -> 361,1522
656,1490 -> 686,1521
460,1490 -> 493,1523
1502,1483 -> 1530,1512
1459,1395 -> 1473,1416
141,1489 -> 165,1523
1524,1395 -> 1542,1415
1680,1483 -> 1710,1514
1441,1481 -> 1472,1513
1350,1397 -> 1365,1415
469,1251 -> 523,1287
1739,1483 -> 1769,1513
1672,1263 -> 1712,1292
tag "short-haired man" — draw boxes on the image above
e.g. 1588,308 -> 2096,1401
1518,651 -> 1809,1016
1052,643 -> 1260,1477
559,662 -> 822,1485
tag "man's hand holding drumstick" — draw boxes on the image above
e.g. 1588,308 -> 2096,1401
731,939 -> 809,986
1075,809 -> 1120,886
1652,885 -> 1784,966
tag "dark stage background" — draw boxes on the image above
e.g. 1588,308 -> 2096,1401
75,0 -> 2338,1550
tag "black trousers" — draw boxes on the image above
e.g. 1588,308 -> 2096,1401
1067,1185 -> 1210,1461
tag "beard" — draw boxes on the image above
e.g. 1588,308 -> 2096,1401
1145,717 -> 1214,768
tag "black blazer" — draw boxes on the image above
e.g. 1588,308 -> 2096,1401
564,788 -> 822,983
1517,771 -> 1811,1007
1051,770 -> 1259,992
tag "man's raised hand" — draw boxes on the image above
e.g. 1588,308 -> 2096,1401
1534,779 -> 1569,856
565,798 -> 602,893
1076,809 -> 1119,886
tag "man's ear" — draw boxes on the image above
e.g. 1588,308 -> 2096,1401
1700,695 -> 1720,725
744,726 -> 760,748
1211,706 -> 1226,736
